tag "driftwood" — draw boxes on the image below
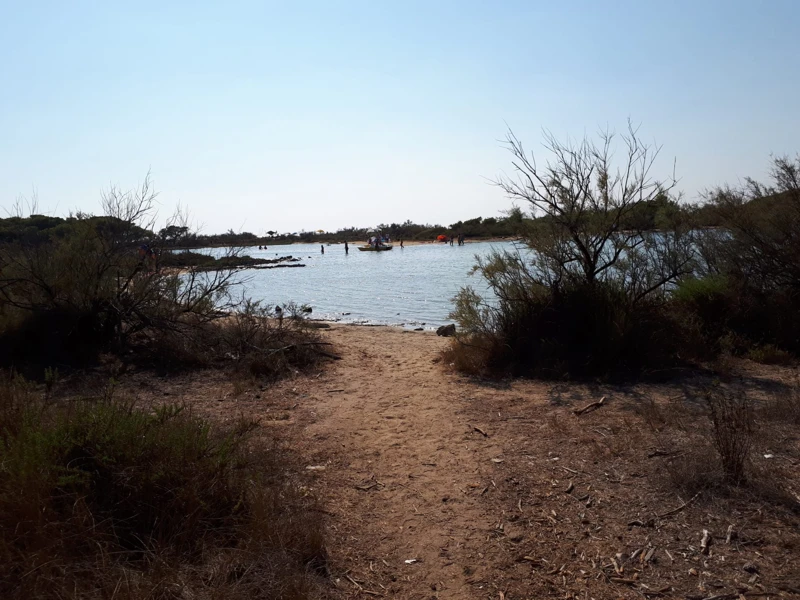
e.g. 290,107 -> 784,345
573,396 -> 606,416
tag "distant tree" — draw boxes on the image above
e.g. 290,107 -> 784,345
159,225 -> 190,245
503,206 -> 524,224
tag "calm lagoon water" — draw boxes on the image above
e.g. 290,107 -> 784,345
225,241 -> 516,329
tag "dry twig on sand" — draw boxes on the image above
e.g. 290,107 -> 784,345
657,492 -> 701,519
573,396 -> 606,416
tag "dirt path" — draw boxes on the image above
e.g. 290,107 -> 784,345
293,326 -> 514,599
126,324 -> 800,599
286,326 -> 800,600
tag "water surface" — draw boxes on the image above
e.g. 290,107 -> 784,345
229,241 -> 514,328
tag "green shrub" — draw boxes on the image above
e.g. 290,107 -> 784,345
449,253 -> 682,379
746,344 -> 795,365
671,272 -> 800,359
670,275 -> 732,356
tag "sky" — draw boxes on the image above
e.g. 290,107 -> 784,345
1,1 -> 799,235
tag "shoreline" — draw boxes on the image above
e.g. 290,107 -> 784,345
176,236 -> 521,251
307,318 -> 446,331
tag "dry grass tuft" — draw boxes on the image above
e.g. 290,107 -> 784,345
0,372 -> 326,599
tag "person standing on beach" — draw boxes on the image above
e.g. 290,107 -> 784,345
321,244 -> 325,254
345,240 -> 349,254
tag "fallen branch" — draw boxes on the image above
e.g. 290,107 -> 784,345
472,426 -> 489,437
657,492 -> 700,519
247,340 -> 342,360
573,396 -> 606,416
647,449 -> 678,458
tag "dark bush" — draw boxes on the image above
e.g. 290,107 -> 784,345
451,276 -> 681,379
690,154 -> 800,358
0,179 -> 331,381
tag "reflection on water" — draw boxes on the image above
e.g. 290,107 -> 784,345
223,241 -> 515,328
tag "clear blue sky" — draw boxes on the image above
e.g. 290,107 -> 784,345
2,1 -> 798,234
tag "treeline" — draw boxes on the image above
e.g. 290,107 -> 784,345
156,199 -> 722,248
161,216 -> 526,247
447,125 -> 800,379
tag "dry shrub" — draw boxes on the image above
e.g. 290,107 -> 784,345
134,301 -> 331,380
223,302 -> 327,379
665,443 -> 723,497
656,384 -> 800,512
441,337 -> 491,376
635,395 -> 694,433
746,344 -> 795,366
0,372 -> 326,599
705,386 -> 753,485
758,379 -> 800,425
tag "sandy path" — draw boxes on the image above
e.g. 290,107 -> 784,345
293,325 -> 513,599
123,324 -> 800,599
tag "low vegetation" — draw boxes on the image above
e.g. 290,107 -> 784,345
448,123 -> 800,379
0,178 -> 332,598
0,373 -> 325,599
0,175 -> 328,377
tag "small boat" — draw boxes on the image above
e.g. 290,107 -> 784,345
359,227 -> 394,251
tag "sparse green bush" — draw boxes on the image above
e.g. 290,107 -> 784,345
449,125 -> 698,379
450,259 -> 681,379
670,275 -> 733,356
746,344 -> 795,365
451,132 -> 800,378
692,154 -> 800,357
0,372 -> 326,599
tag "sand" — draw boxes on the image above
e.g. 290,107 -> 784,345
127,324 -> 800,599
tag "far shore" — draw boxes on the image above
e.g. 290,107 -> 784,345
178,236 -> 521,250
